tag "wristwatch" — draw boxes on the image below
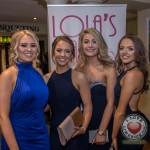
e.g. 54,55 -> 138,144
97,129 -> 104,136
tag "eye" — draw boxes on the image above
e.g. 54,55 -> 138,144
30,44 -> 36,48
84,40 -> 89,44
56,49 -> 61,53
66,50 -> 71,53
127,47 -> 133,51
92,40 -> 96,44
21,44 -> 27,48
119,47 -> 124,50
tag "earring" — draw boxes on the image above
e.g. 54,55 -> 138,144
98,54 -> 100,59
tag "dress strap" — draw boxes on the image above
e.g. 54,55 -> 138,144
126,66 -> 138,72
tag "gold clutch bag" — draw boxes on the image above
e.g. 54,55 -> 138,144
57,107 -> 84,146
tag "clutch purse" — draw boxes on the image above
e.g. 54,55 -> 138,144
57,107 -> 84,146
89,129 -> 109,143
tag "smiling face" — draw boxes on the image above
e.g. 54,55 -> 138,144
119,38 -> 136,65
17,34 -> 38,63
53,40 -> 73,67
82,33 -> 99,58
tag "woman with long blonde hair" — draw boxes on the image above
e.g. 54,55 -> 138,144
76,28 -> 116,149
0,30 -> 50,150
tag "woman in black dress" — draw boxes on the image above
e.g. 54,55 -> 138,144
112,34 -> 150,150
76,28 -> 116,150
43,36 -> 92,150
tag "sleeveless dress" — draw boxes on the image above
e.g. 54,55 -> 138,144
1,61 -> 50,150
114,66 -> 150,150
88,81 -> 113,149
47,68 -> 87,150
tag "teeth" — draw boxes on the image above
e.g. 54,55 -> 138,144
122,56 -> 128,59
87,49 -> 94,52
25,54 -> 32,56
59,58 -> 66,61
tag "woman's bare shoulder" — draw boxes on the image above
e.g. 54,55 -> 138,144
43,72 -> 52,83
72,69 -> 87,81
74,67 -> 82,72
126,68 -> 142,79
0,66 -> 17,83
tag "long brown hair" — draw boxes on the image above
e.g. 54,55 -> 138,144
115,34 -> 150,92
51,36 -> 75,63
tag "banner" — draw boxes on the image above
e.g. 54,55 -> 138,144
47,4 -> 127,71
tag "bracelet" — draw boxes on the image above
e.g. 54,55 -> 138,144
81,126 -> 86,134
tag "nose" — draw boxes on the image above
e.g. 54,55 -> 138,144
88,42 -> 93,47
27,46 -> 32,51
61,50 -> 65,56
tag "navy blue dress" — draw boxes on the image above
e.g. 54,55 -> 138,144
1,61 -> 50,150
88,81 -> 113,149
114,66 -> 150,150
47,69 -> 86,150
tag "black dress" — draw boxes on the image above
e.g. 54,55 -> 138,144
114,66 -> 150,150
47,69 -> 87,150
88,81 -> 113,149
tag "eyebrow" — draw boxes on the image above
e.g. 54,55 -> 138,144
20,43 -> 36,44
120,45 -> 134,47
83,39 -> 95,40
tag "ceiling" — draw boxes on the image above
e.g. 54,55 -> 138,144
0,0 -> 150,24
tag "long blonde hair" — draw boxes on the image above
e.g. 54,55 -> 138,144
77,28 -> 115,67
9,30 -> 40,66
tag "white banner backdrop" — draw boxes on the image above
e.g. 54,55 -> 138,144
47,4 -> 127,71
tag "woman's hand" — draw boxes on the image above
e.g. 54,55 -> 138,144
92,133 -> 106,145
112,137 -> 118,150
71,126 -> 85,138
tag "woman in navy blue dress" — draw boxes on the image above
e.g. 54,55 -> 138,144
43,36 -> 92,150
76,28 -> 116,149
0,30 -> 50,150
112,34 -> 150,150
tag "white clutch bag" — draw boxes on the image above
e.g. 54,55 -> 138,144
89,129 -> 109,143
57,107 -> 84,146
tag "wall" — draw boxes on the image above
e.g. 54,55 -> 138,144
138,8 -> 150,50
139,91 -> 150,121
126,18 -> 137,35
138,9 -> 150,121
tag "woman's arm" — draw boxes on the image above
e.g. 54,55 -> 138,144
72,70 -> 92,137
93,67 -> 116,144
43,73 -> 52,112
112,71 -> 140,150
0,69 -> 19,150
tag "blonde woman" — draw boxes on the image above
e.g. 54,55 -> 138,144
0,30 -> 50,150
76,28 -> 116,149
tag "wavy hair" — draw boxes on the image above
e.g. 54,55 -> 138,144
77,28 -> 115,67
9,30 -> 40,66
52,36 -> 75,63
115,34 -> 150,92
